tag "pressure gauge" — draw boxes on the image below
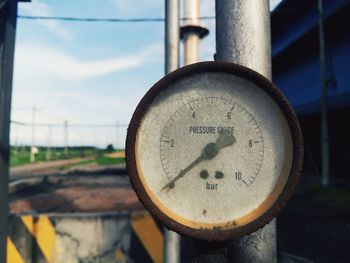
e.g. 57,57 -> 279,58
126,62 -> 303,241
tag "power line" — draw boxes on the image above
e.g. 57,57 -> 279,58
10,120 -> 128,128
17,15 -> 215,23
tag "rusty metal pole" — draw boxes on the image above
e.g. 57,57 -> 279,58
164,0 -> 181,262
318,0 -> 329,187
183,0 -> 200,65
181,0 -> 208,65
0,0 -> 18,261
216,0 -> 276,262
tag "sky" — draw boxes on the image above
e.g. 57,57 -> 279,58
10,0 -> 282,149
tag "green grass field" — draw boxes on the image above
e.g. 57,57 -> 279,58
10,146 -> 124,167
96,155 -> 125,165
11,148 -> 93,166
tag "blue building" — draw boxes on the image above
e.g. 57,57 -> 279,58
272,0 -> 350,114
271,0 -> 350,177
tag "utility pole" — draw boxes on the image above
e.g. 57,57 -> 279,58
216,1 -> 276,262
94,134 -> 97,156
12,124 -> 18,162
64,120 -> 68,157
0,0 -> 18,260
116,121 -> 119,150
164,0 -> 181,262
21,143 -> 25,159
14,134 -> 18,162
30,106 -> 36,163
46,125 -> 52,161
318,0 -> 329,187
180,0 -> 208,65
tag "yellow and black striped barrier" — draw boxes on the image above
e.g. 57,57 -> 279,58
7,212 -> 164,263
131,212 -> 164,263
7,215 -> 56,263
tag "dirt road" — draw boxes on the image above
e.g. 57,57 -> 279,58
10,158 -> 91,178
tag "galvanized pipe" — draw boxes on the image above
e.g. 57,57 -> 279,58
192,240 -> 229,263
216,0 -> 272,79
216,0 -> 276,262
228,220 -> 277,262
164,231 -> 181,263
184,0 -> 200,25
165,0 -> 180,74
164,0 -> 181,262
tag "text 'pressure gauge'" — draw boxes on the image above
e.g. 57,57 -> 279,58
126,62 -> 303,241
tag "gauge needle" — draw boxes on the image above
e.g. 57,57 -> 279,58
161,129 -> 236,192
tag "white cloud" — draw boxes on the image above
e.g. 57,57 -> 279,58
11,42 -> 163,147
19,0 -> 73,39
14,43 -> 161,82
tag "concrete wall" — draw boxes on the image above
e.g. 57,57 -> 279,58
7,211 -> 163,263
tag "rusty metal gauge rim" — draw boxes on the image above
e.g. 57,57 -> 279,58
126,61 -> 303,241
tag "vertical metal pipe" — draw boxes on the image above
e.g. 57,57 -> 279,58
216,1 -> 276,262
164,0 -> 181,262
0,0 -> 18,261
181,0 -> 208,65
165,0 -> 179,74
227,221 -> 277,262
184,0 -> 200,26
192,240 -> 229,263
216,0 -> 272,79
183,0 -> 200,65
164,230 -> 181,263
184,33 -> 199,65
318,0 -> 329,187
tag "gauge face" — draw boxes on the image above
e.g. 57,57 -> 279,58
160,98 -> 264,189
127,62 -> 303,241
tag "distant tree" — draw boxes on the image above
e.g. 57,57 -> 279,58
105,144 -> 115,153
